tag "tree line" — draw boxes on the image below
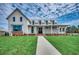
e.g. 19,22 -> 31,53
66,25 -> 79,33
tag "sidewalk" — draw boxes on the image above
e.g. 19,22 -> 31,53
36,36 -> 61,55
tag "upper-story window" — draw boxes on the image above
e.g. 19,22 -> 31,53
39,20 -> 41,24
52,20 -> 54,24
13,17 -> 15,22
46,20 -> 48,24
20,17 -> 22,22
32,20 -> 34,25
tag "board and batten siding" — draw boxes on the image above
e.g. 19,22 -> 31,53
8,10 -> 30,35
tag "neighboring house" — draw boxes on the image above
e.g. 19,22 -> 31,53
0,28 -> 6,36
7,8 -> 68,36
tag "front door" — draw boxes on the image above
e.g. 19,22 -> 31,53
38,27 -> 42,34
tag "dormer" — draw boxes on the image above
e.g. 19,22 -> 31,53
50,20 -> 57,25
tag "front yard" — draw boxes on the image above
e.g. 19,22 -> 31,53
0,36 -> 37,55
46,36 -> 79,55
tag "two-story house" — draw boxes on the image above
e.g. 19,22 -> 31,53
7,8 -> 68,36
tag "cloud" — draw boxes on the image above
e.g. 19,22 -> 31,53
63,19 -> 79,25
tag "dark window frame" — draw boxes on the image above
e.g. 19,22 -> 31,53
31,27 -> 34,33
13,25 -> 22,31
60,28 -> 61,32
52,20 -> 54,24
32,20 -> 34,25
62,28 -> 64,32
46,20 -> 48,24
45,26 -> 50,29
13,17 -> 15,22
20,17 -> 22,22
39,20 -> 41,24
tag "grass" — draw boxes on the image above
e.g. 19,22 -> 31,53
45,36 -> 79,55
0,36 -> 37,55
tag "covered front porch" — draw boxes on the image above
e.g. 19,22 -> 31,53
28,25 -> 67,35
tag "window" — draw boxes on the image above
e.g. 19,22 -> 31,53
13,17 -> 15,22
52,20 -> 54,24
62,28 -> 64,32
31,27 -> 34,33
46,20 -> 48,24
32,20 -> 34,25
20,17 -> 22,22
39,20 -> 41,24
52,26 -> 56,28
13,25 -> 22,31
45,26 -> 50,29
60,28 -> 61,32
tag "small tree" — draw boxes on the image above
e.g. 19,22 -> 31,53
66,25 -> 77,33
77,25 -> 79,33
66,27 -> 72,33
71,25 -> 77,33
77,25 -> 79,29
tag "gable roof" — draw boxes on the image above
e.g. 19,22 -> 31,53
6,8 -> 31,23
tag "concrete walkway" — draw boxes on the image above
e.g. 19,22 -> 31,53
36,36 -> 61,55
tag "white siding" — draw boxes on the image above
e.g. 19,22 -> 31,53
28,27 -> 31,34
57,27 -> 66,34
52,28 -> 58,34
8,10 -> 30,35
44,27 -> 51,34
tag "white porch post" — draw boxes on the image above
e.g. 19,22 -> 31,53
43,26 -> 45,34
9,25 -> 13,36
10,32 -> 12,36
34,26 -> 37,35
64,27 -> 67,33
57,26 -> 59,34
51,26 -> 52,34
58,27 -> 60,34
9,30 -> 12,36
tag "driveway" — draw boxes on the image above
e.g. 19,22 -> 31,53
36,36 -> 61,55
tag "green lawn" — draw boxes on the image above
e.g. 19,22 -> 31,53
0,36 -> 37,55
46,36 -> 79,55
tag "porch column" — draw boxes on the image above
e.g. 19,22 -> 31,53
64,27 -> 67,32
9,25 -> 13,36
51,26 -> 52,34
34,26 -> 37,34
43,26 -> 45,34
9,30 -> 12,36
64,27 -> 67,33
57,26 -> 59,34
